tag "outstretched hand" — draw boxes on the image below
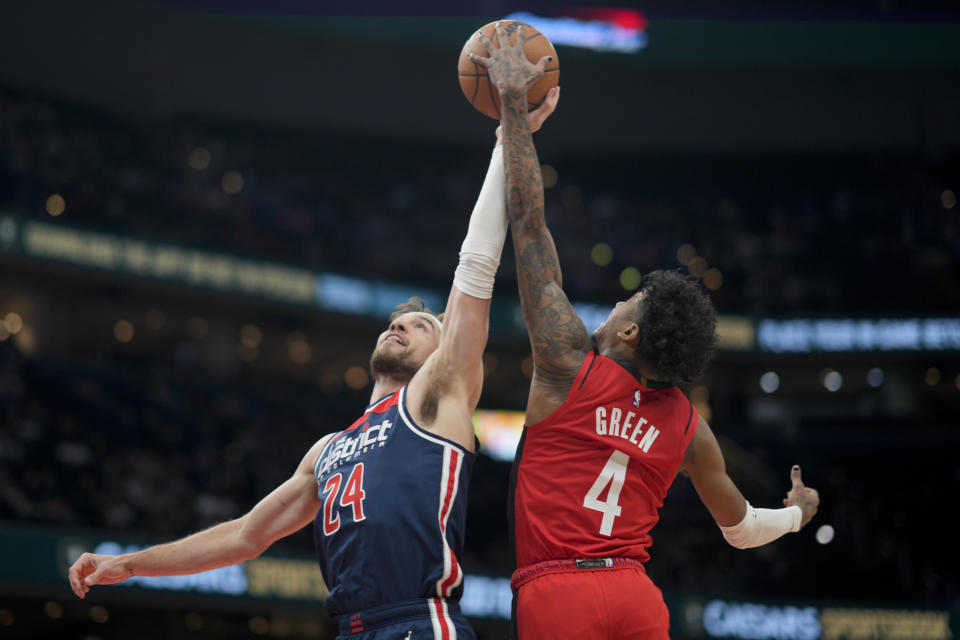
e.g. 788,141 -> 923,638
68,552 -> 131,599
496,86 -> 560,143
468,22 -> 553,97
783,465 -> 820,528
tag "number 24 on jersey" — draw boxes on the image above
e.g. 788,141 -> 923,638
322,463 -> 367,535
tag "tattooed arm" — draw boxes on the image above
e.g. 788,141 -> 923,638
503,89 -> 589,422
471,24 -> 590,423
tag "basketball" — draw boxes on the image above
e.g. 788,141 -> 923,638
458,21 -> 560,120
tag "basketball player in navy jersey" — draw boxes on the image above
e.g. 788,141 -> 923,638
67,94 -> 560,639
469,23 -> 820,639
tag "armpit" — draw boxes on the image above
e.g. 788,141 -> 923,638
532,360 -> 580,405
420,357 -> 457,425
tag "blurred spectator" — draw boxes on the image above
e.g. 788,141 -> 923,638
2,87 -> 957,316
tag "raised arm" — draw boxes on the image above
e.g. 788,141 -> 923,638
681,416 -> 819,548
408,72 -> 559,444
404,126 -> 509,448
69,435 -> 330,598
470,25 -> 590,422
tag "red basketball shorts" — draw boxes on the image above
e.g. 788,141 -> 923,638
512,559 -> 670,640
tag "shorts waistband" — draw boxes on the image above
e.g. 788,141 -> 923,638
338,598 -> 462,635
510,557 -> 646,590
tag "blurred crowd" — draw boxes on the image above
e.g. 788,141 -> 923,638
2,87 -> 958,315
0,345 -> 337,542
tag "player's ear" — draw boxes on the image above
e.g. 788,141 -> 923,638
617,323 -> 640,345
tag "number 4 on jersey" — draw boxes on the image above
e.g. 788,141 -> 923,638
340,463 -> 367,521
583,450 -> 629,536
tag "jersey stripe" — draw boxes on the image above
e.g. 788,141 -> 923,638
313,439 -> 328,480
437,448 -> 464,596
430,597 -> 456,640
683,400 -> 695,436
365,391 -> 397,413
508,427 -> 529,571
436,447 -> 453,596
396,387 -> 470,453
315,392 -> 402,478
576,350 -> 599,390
394,385 -> 467,598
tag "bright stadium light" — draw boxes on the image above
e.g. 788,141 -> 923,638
816,525 -> 835,545
822,370 -> 843,392
503,10 -> 648,53
759,371 -> 780,394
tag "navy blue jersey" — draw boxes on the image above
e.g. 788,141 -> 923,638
314,386 -> 474,618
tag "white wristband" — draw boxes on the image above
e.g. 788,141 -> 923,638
719,502 -> 802,549
453,145 -> 507,299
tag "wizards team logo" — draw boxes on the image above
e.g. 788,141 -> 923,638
633,389 -> 642,407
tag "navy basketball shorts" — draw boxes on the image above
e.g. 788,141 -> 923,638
336,598 -> 476,640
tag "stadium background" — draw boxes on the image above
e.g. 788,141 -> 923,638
1,1 -> 958,638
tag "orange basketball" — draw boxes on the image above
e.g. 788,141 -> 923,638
458,21 -> 559,120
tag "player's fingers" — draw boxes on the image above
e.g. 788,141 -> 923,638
545,85 -> 560,109
533,55 -> 552,76
467,52 -> 492,68
535,88 -> 558,114
790,465 -> 803,489
494,21 -> 510,48
84,566 -> 105,586
475,30 -> 494,52
69,556 -> 94,597
68,565 -> 83,598
528,89 -> 558,131
513,24 -> 525,48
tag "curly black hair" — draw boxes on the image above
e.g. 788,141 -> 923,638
634,269 -> 718,384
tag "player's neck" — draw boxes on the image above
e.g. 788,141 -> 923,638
599,342 -> 660,383
368,376 -> 409,405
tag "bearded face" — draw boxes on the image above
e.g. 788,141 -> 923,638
368,312 -> 441,384
369,343 -> 421,381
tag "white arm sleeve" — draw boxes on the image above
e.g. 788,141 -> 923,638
719,502 -> 803,549
453,145 -> 507,300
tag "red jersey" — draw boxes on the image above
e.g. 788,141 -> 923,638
511,348 -> 698,569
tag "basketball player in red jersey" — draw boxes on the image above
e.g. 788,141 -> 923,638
470,23 -> 820,639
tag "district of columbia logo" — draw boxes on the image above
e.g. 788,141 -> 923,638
633,389 -> 642,407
